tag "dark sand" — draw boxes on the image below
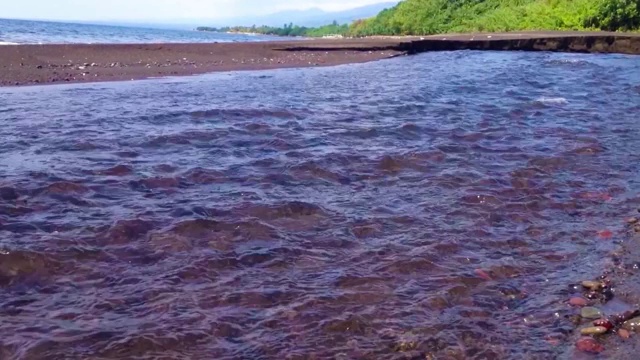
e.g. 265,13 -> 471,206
0,39 -> 405,87
1,31 -> 639,87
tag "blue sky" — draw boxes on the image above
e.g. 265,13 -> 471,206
4,0 -> 393,22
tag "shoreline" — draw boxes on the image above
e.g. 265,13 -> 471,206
0,40 -> 405,87
1,31 -> 639,87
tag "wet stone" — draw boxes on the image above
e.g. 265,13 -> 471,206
580,326 -> 608,335
576,337 -> 605,354
619,329 -> 631,339
585,291 -> 601,300
569,297 -> 588,307
593,318 -> 613,330
581,280 -> 602,290
581,307 -> 603,319
622,317 -> 640,331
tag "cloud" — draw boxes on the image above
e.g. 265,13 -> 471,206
4,0 -> 394,21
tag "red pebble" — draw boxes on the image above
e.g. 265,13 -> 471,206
598,230 -> 613,239
569,297 -> 588,307
576,337 -> 605,354
474,269 -> 492,281
593,319 -> 614,330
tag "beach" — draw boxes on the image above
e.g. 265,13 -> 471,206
2,31 -> 639,87
3,16 -> 640,357
0,39 -> 405,86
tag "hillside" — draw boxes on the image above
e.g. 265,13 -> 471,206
211,2 -> 399,28
348,0 -> 640,36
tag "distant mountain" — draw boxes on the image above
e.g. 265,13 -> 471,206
213,2 -> 400,28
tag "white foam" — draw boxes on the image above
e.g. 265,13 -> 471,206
536,97 -> 568,105
0,41 -> 18,45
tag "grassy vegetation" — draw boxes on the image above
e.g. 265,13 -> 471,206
198,0 -> 640,38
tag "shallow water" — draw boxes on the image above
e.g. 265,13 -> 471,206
0,18 -> 284,44
1,51 -> 639,359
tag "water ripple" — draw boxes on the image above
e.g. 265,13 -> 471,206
1,51 -> 640,359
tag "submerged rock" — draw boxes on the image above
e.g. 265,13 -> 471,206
619,329 -> 631,339
581,307 -> 603,319
593,318 -> 614,330
622,317 -> 640,331
569,297 -> 588,307
610,310 -> 640,327
581,280 -> 602,291
575,337 -> 605,354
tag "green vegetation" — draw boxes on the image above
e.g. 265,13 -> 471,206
198,0 -> 640,38
348,0 -> 640,36
197,21 -> 348,38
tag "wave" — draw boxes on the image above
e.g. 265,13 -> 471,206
0,41 -> 18,45
535,96 -> 568,105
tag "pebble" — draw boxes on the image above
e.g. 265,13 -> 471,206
619,329 -> 631,339
598,229 -> 614,239
582,307 -> 604,319
622,317 -> 640,331
569,297 -> 588,307
593,318 -> 614,330
575,337 -> 605,354
581,326 -> 608,335
581,280 -> 602,290
627,217 -> 638,224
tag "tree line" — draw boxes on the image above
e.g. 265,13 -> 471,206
197,21 -> 348,38
198,0 -> 640,38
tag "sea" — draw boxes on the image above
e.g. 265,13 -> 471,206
0,18 -> 285,44
2,18 -> 640,360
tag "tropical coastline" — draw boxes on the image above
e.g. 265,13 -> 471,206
195,0 -> 640,38
1,31 -> 639,87
3,1 -> 640,358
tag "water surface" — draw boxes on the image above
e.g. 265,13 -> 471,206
1,52 -> 639,359
0,18 -> 285,44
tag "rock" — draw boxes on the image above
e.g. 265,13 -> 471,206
622,317 -> 640,331
610,310 -> 640,327
575,337 -> 605,354
619,329 -> 631,339
601,288 -> 614,302
570,297 -> 588,307
627,217 -> 639,224
585,291 -> 601,300
582,307 -> 603,319
593,318 -> 614,330
581,281 -> 602,290
581,326 -> 608,335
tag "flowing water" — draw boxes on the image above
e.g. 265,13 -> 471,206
0,18 -> 284,44
0,51 -> 639,359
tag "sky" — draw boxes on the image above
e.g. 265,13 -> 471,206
3,0 -> 393,22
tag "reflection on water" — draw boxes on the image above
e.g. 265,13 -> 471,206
1,51 -> 639,359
